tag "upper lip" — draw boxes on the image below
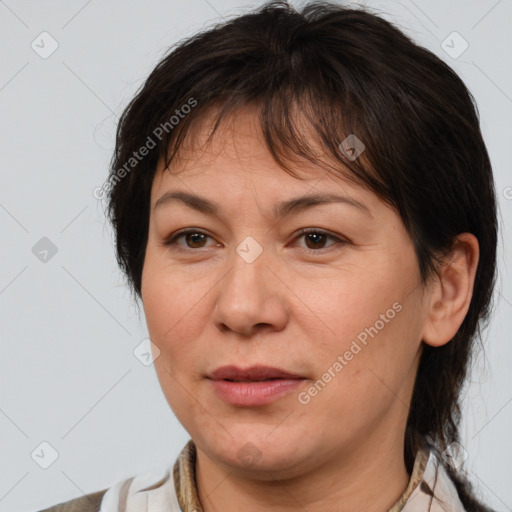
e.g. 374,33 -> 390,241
207,365 -> 304,381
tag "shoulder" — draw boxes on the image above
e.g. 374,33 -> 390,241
37,488 -> 108,512
34,464 -> 179,512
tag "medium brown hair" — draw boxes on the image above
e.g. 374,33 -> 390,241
105,2 -> 498,509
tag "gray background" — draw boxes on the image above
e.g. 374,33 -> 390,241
0,1 -> 510,511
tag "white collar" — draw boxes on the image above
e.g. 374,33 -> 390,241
99,466 -> 182,512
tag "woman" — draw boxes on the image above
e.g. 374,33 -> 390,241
40,1 -> 498,511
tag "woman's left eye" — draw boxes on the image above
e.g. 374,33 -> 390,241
293,228 -> 345,252
162,228 -> 346,253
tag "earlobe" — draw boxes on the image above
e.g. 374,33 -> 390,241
422,233 -> 479,348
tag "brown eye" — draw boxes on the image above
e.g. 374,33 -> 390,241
163,229 -> 217,250
183,232 -> 208,248
304,232 -> 329,250
295,228 -> 346,253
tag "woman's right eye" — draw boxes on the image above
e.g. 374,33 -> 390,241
162,229 -> 219,250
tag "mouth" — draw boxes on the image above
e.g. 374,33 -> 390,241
223,378 -> 284,382
207,364 -> 305,382
206,365 -> 306,406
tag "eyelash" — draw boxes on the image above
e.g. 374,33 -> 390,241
162,228 -> 347,255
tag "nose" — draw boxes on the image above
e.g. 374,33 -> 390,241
212,244 -> 289,338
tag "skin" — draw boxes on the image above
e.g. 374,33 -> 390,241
141,104 -> 479,512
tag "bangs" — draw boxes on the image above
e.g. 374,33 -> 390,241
158,88 -> 392,211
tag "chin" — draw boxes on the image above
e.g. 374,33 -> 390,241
199,427 -> 314,476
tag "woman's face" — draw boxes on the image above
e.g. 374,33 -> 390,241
141,106 -> 430,478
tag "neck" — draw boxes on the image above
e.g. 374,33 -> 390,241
195,429 -> 411,512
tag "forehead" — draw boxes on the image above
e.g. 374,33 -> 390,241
150,103 -> 369,203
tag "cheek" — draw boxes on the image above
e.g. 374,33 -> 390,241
143,280 -> 200,348
141,247 -> 182,317
298,252 -> 423,405
141,259 -> 212,420
304,257 -> 416,350
141,253 -> 215,363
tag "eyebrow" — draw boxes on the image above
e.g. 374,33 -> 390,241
154,191 -> 372,219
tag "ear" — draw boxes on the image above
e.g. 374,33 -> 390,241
422,233 -> 479,347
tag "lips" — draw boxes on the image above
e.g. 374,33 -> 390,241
207,365 -> 306,406
207,365 -> 304,382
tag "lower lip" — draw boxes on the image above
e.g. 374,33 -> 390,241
208,378 -> 305,406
